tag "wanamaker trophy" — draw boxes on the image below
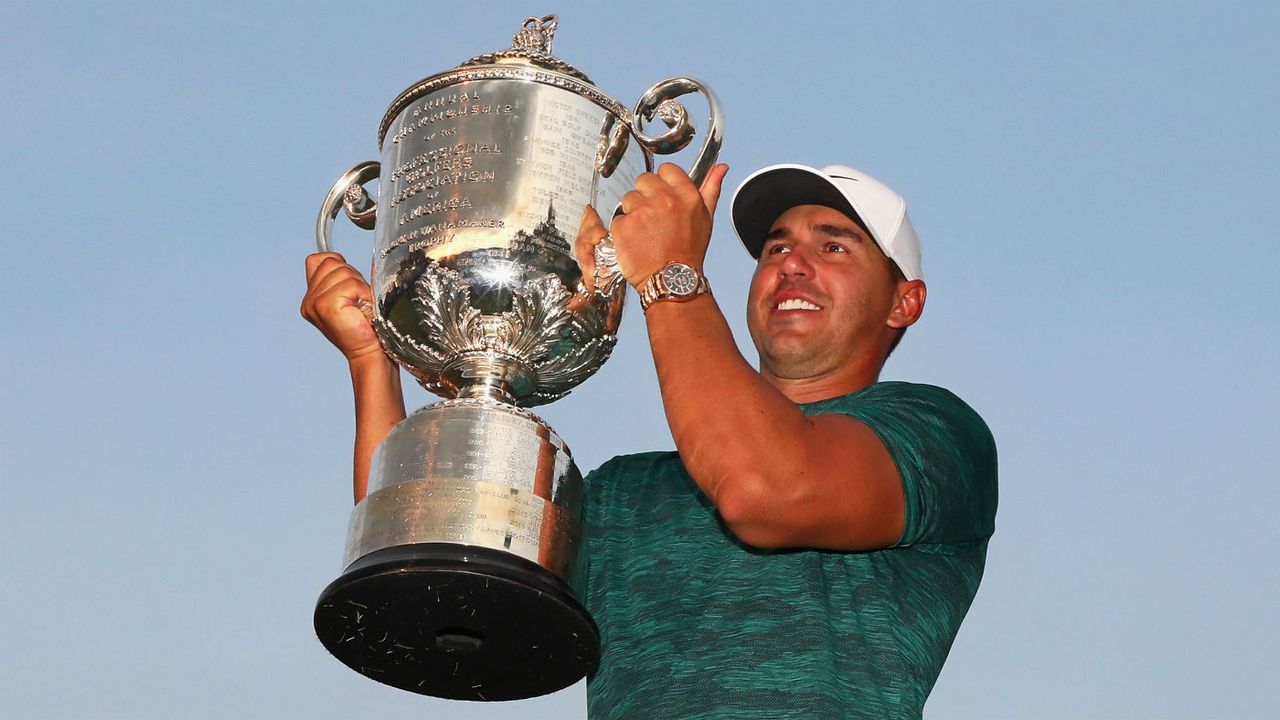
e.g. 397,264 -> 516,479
311,15 -> 723,701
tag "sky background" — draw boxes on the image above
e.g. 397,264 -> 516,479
2,1 -> 1277,718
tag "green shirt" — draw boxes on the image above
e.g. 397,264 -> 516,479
579,382 -> 998,719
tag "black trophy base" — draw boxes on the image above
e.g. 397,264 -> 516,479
314,543 -> 599,701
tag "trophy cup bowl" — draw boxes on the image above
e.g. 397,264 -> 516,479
311,16 -> 722,700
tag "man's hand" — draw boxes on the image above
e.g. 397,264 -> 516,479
301,252 -> 382,362
608,163 -> 729,286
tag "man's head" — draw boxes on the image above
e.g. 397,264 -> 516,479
731,164 -> 926,385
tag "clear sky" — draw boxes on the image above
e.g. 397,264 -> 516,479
2,1 -> 1277,718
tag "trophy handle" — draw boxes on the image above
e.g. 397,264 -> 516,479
630,77 -> 724,187
315,161 -> 381,252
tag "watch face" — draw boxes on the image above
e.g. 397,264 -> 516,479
661,263 -> 699,296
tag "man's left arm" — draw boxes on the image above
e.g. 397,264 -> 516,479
583,164 -> 904,552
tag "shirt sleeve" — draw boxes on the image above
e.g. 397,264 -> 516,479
806,383 -> 998,548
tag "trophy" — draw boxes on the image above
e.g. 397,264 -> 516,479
311,15 -> 722,700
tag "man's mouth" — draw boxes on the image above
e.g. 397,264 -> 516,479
774,298 -> 822,311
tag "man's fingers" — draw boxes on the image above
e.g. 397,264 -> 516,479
655,162 -> 696,190
575,204 -> 607,260
302,275 -> 373,325
307,260 -> 365,298
305,251 -> 347,282
574,204 -> 607,290
577,204 -> 606,241
619,188 -> 646,216
305,250 -> 372,300
647,162 -> 723,211
699,163 -> 730,215
634,170 -> 667,196
302,256 -> 373,324
315,278 -> 373,315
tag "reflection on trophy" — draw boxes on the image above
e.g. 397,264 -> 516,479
311,15 -> 722,700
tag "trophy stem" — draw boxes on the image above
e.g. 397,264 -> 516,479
458,378 -> 516,404
453,354 -> 524,405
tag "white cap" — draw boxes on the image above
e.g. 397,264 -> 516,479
730,163 -> 922,281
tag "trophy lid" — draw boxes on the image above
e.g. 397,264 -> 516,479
378,14 -> 614,146
459,15 -> 592,83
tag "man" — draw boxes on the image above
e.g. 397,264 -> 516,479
302,161 -> 997,719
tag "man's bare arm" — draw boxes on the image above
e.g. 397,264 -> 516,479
302,252 -> 406,502
643,294 -> 904,550
345,353 -> 405,502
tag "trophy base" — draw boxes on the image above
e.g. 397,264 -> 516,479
314,543 -> 599,701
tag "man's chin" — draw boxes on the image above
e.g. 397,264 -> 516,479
759,344 -> 830,380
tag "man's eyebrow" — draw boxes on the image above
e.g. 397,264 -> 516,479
813,223 -> 865,240
763,227 -> 790,242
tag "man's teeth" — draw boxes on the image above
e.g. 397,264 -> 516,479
776,298 -> 820,311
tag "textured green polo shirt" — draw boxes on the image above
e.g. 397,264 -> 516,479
578,382 -> 997,719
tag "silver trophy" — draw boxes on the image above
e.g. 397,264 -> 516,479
311,15 -> 722,700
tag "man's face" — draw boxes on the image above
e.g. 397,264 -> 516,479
746,204 -> 902,380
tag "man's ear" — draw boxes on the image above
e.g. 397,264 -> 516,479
887,280 -> 926,330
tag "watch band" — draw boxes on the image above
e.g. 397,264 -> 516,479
638,262 -> 711,312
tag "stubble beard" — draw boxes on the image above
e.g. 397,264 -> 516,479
755,331 -> 842,381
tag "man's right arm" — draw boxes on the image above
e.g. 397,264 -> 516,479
301,252 -> 406,503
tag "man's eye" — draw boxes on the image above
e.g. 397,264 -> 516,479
766,244 -> 791,255
824,242 -> 849,253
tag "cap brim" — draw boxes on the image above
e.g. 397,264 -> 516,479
731,165 -> 862,258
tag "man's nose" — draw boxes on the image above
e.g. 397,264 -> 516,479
779,247 -> 814,277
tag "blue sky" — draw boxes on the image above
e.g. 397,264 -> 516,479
2,1 -> 1277,717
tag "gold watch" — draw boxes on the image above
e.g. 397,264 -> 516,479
637,262 -> 711,312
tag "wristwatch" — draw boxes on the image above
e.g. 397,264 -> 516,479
637,262 -> 711,312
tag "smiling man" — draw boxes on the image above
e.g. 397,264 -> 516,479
573,162 -> 997,719
302,161 -> 997,719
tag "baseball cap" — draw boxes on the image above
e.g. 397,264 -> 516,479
730,163 -> 922,281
